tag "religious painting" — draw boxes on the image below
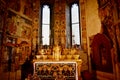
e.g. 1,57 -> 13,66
34,62 -> 77,80
0,0 -> 5,32
97,0 -> 110,7
91,33 -> 113,73
115,0 -> 120,19
6,10 -> 32,39
23,0 -> 33,18
98,0 -> 120,62
0,13 -> 4,32
3,46 -> 16,72
0,33 -> 2,50
21,25 -> 31,39
8,0 -> 20,11
116,24 -> 120,61
6,11 -> 17,36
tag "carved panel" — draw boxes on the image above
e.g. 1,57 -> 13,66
34,61 -> 77,80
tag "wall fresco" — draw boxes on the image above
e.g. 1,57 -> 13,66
6,11 -> 32,39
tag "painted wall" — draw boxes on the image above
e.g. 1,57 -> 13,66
86,0 -> 101,37
85,0 -> 101,72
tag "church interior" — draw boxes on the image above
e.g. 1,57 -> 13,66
0,0 -> 120,80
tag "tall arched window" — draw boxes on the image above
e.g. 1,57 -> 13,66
42,5 -> 50,45
71,3 -> 80,46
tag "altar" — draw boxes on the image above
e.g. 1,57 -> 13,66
33,60 -> 82,80
33,45 -> 82,80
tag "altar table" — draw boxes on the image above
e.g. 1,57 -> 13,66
33,60 -> 82,80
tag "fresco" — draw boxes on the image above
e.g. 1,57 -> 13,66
8,0 -> 20,11
98,0 -> 120,62
115,0 -> 120,19
6,11 -> 32,39
0,0 -> 5,32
